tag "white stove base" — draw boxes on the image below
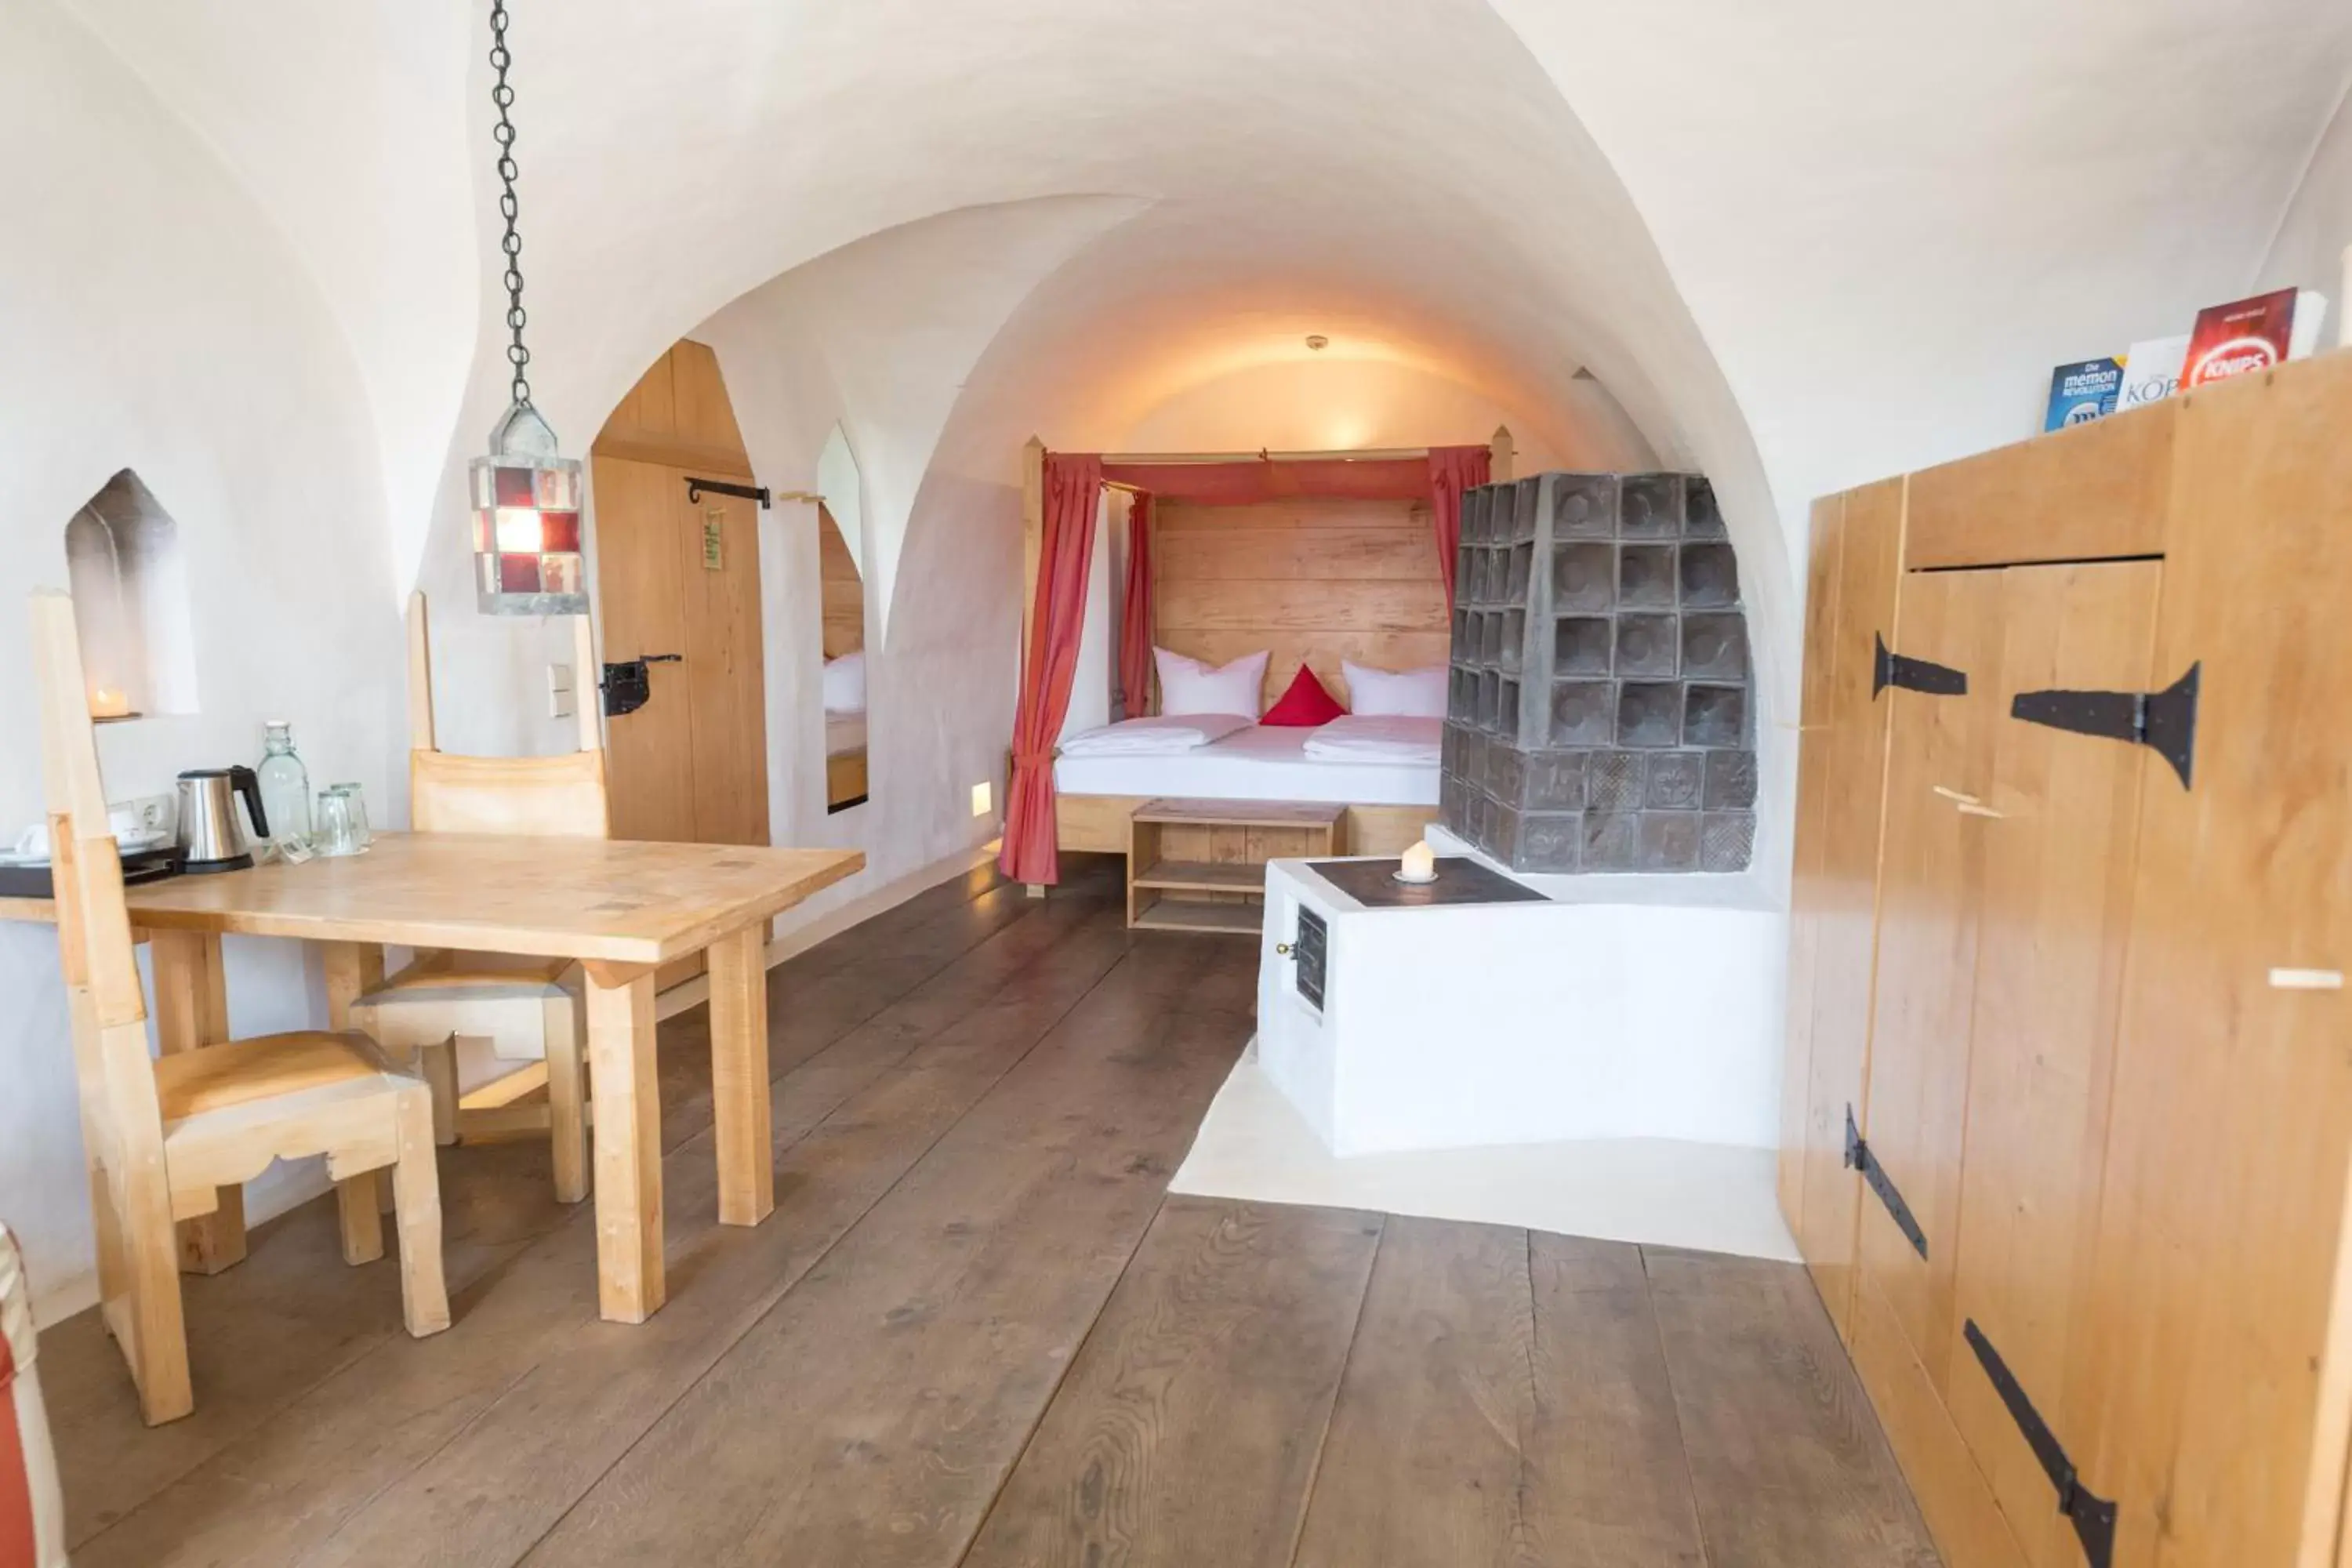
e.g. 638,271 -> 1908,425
1171,1045 -> 1800,1263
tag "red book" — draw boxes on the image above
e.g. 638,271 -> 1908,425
2180,288 -> 2329,389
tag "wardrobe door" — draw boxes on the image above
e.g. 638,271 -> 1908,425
1856,563 -> 2005,1393
1944,560 -> 2160,1568
1796,476 -> 1906,1340
1778,493 -> 1847,1232
2076,354 -> 2352,1566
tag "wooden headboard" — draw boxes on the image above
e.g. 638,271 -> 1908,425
1152,496 -> 1448,711
818,503 -> 864,659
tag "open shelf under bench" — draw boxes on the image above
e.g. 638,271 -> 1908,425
1125,797 -> 1346,935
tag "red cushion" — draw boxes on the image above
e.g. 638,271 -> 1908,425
1260,664 -> 1348,727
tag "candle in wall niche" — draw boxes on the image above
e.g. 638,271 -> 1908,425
89,686 -> 129,719
1398,839 -> 1437,884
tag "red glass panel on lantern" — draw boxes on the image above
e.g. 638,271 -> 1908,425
492,465 -> 537,506
541,553 -> 583,593
538,510 -> 580,552
499,554 -> 543,593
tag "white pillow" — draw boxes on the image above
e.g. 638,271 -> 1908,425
1156,646 -> 1268,717
822,652 -> 866,713
1343,659 -> 1448,718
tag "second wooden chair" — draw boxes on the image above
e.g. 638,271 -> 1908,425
347,592 -> 607,1203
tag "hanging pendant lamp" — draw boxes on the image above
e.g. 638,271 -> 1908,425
468,0 -> 586,615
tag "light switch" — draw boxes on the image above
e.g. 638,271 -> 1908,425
971,781 -> 993,817
549,662 -> 575,719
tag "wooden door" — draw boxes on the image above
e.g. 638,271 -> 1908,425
1857,564 -> 2006,1392
591,341 -> 771,985
1942,559 -> 2160,1568
2071,354 -> 2352,1566
593,453 -> 698,844
592,464 -> 768,849
1794,475 -> 1907,1341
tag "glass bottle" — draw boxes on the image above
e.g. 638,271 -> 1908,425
257,720 -> 312,851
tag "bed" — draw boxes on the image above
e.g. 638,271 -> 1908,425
825,710 -> 868,808
1053,717 -> 1438,857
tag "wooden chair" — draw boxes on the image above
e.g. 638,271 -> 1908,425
2,1221 -> 67,1567
30,590 -> 448,1426
347,593 -> 604,1203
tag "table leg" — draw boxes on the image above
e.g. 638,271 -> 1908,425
707,924 -> 773,1227
321,941 -> 388,1262
151,931 -> 249,1274
586,968 -> 663,1322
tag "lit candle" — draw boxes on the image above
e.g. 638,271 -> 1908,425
1399,839 -> 1436,882
89,686 -> 129,719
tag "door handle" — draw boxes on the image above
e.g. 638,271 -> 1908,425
601,655 -> 683,717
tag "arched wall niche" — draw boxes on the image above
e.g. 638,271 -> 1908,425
62,468 -> 199,720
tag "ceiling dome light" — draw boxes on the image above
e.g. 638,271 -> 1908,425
1305,334 -> 1329,351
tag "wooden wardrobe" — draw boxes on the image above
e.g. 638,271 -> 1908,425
1780,351 -> 2352,1568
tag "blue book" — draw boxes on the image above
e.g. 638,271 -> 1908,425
2045,358 -> 2124,431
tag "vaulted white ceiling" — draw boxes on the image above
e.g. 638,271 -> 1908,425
54,0 -> 2352,706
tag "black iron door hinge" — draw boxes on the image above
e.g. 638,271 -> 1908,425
684,476 -> 771,509
1845,1105 -> 1928,1259
1963,1319 -> 2118,1568
2009,662 -> 2199,789
1874,633 -> 1969,699
601,654 -> 681,718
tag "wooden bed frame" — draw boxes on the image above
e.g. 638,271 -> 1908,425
1055,793 -> 1428,858
1021,431 -> 1511,885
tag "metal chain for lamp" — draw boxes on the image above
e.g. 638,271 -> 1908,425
487,0 -> 532,412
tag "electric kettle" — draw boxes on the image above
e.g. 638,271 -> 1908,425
176,767 -> 269,873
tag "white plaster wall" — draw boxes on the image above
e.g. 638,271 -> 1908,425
1116,357 -> 1655,474
2259,72 -> 2352,303
0,0 -> 405,1324
686,201 -> 1151,916
58,0 -> 479,601
1488,0 -> 2352,575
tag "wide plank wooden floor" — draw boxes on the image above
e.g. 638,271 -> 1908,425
43,853 -> 1938,1566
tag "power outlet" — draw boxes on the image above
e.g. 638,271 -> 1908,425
121,793 -> 173,836
548,662 -> 575,720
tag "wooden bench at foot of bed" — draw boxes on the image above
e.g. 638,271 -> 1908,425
1055,793 -> 1429,859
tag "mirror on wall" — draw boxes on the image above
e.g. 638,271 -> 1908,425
816,426 -> 869,812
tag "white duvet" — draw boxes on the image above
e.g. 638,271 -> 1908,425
1058,713 -> 1254,757
1301,713 -> 1444,764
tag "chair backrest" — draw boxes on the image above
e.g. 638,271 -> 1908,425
29,591 -> 177,1356
405,591 -> 610,839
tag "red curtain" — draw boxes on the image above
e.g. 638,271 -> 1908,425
999,452 -> 1104,887
1099,456 -> 1431,505
1425,445 -> 1492,612
1119,491 -> 1154,718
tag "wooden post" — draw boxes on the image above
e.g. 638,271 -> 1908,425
1490,425 -> 1515,483
1020,436 -> 1045,682
152,931 -> 247,1274
706,924 -> 772,1227
586,969 -> 663,1322
321,941 -> 388,1258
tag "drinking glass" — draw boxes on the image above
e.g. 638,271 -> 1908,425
314,784 -> 371,856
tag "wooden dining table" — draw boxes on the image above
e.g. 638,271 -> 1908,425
1,831 -> 862,1323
